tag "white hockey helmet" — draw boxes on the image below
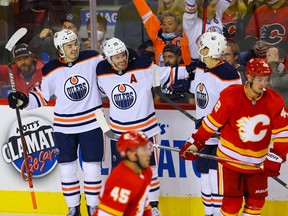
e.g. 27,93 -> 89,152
197,32 -> 227,59
103,37 -> 129,66
54,29 -> 79,58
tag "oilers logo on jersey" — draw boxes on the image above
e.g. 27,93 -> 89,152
196,83 -> 209,109
111,83 -> 137,110
64,75 -> 89,101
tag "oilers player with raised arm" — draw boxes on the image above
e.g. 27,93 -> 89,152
96,37 -> 194,216
179,58 -> 288,215
177,32 -> 241,216
7,29 -> 104,216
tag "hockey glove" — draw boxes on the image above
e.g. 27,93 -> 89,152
8,91 -> 29,110
172,79 -> 191,93
186,61 -> 206,81
264,151 -> 283,177
179,134 -> 205,160
143,209 -> 152,216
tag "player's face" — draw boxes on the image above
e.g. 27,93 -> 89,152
161,16 -> 178,33
14,55 -> 34,76
136,143 -> 152,169
207,0 -> 217,19
163,51 -> 180,67
250,75 -> 270,93
63,39 -> 79,62
111,51 -> 128,70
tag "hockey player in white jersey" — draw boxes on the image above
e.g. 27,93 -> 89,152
96,37 -> 193,216
8,29 -> 105,216
175,32 -> 242,216
184,0 -> 231,60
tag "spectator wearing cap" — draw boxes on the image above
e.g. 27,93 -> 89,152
0,43 -> 44,97
28,12 -> 88,61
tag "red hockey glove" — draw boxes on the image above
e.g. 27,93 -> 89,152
143,209 -> 152,216
179,134 -> 205,160
264,152 -> 283,177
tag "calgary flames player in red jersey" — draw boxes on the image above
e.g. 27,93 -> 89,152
94,130 -> 153,216
179,58 -> 288,216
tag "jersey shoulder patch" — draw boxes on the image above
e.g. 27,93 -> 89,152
77,50 -> 101,61
42,59 -> 63,76
210,61 -> 240,80
127,56 -> 153,71
96,60 -> 114,76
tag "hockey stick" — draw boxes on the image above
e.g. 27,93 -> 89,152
153,144 -> 263,168
5,28 -> 37,209
154,144 -> 288,189
95,108 -> 119,140
202,0 -> 208,33
272,177 -> 288,190
154,86 -> 197,122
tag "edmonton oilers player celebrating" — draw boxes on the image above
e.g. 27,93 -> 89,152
8,29 -> 105,216
96,37 -> 194,215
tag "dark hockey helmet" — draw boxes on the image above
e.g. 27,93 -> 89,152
117,130 -> 151,158
246,58 -> 272,77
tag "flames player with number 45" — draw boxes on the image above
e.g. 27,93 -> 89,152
94,130 -> 153,216
180,58 -> 288,216
7,29 -> 105,216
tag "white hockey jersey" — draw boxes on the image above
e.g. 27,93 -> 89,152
190,60 -> 242,144
96,57 -> 188,137
183,0 -> 231,60
26,50 -> 104,134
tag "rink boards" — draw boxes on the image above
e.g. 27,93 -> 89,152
0,104 -> 287,215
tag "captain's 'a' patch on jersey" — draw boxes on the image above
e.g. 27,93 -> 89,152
64,75 -> 89,101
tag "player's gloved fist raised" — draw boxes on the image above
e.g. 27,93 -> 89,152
179,134 -> 205,160
264,151 -> 283,177
7,91 -> 29,110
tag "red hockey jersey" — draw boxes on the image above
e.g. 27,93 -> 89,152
95,162 -> 152,216
196,84 -> 288,173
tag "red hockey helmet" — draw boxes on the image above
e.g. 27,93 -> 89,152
246,58 -> 272,77
117,130 -> 150,158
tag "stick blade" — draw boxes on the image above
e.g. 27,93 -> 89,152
5,28 -> 28,51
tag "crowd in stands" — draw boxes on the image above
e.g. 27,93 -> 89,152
0,0 -> 287,106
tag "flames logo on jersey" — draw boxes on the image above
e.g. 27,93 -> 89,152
196,83 -> 209,109
64,75 -> 89,101
111,83 -> 136,110
223,22 -> 236,40
237,115 -> 270,142
260,23 -> 285,45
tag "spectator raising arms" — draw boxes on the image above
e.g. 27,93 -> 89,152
157,0 -> 185,16
184,0 -> 231,61
133,0 -> 191,66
